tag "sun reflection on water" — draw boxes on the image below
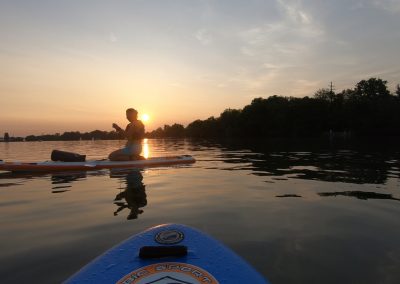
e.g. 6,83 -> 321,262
143,138 -> 150,159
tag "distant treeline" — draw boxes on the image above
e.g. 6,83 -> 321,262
7,77 -> 400,141
25,130 -> 122,141
148,77 -> 400,138
1,132 -> 23,142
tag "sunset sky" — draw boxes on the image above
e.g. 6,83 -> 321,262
1,0 -> 400,136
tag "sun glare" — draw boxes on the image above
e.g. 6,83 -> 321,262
141,113 -> 150,122
143,138 -> 150,159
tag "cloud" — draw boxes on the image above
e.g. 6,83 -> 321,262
373,0 -> 400,13
109,32 -> 117,43
226,0 -> 326,96
238,0 -> 324,59
277,0 -> 311,25
275,0 -> 324,37
195,28 -> 212,45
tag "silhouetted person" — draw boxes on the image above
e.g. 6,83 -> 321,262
113,170 -> 147,220
109,108 -> 145,161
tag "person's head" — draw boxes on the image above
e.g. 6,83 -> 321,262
126,108 -> 138,122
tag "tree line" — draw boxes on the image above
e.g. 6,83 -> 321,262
148,77 -> 400,138
9,77 -> 400,141
25,130 -> 123,141
1,132 -> 24,142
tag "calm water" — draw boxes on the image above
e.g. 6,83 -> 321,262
1,139 -> 400,284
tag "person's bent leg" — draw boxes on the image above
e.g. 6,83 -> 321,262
109,149 -> 131,161
131,154 -> 146,160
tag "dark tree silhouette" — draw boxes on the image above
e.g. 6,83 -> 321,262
147,124 -> 185,138
22,77 -> 400,140
314,88 -> 335,102
354,78 -> 391,98
25,130 -> 120,141
180,77 -> 400,138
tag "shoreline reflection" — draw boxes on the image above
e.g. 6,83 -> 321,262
189,139 -> 400,185
318,191 -> 400,201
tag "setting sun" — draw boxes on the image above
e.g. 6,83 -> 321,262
141,113 -> 150,122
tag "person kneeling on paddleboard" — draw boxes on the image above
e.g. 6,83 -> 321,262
109,108 -> 145,161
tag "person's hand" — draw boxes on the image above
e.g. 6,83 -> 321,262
112,123 -> 120,130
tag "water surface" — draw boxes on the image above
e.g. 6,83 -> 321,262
1,139 -> 400,283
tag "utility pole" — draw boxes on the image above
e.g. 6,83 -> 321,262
329,82 -> 335,103
329,82 -> 335,94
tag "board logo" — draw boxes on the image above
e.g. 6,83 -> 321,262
155,229 -> 184,244
116,262 -> 219,284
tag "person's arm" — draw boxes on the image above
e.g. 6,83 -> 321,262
112,123 -> 127,138
113,123 -> 123,132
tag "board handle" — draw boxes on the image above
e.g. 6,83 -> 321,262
139,245 -> 188,259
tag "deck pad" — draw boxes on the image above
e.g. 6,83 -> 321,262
65,224 -> 268,284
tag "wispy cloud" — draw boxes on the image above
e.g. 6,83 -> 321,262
228,0 -> 326,96
195,28 -> 212,45
276,0 -> 323,35
277,0 -> 311,25
108,32 -> 117,43
373,0 -> 400,13
239,0 -> 324,59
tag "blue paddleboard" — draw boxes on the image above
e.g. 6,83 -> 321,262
65,224 -> 269,283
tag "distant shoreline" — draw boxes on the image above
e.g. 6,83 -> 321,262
3,77 -> 400,142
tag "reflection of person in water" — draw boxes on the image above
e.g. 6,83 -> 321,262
113,170 -> 147,220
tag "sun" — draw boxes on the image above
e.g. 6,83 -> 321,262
141,113 -> 150,122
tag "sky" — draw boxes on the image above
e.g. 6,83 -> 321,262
1,0 -> 400,136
